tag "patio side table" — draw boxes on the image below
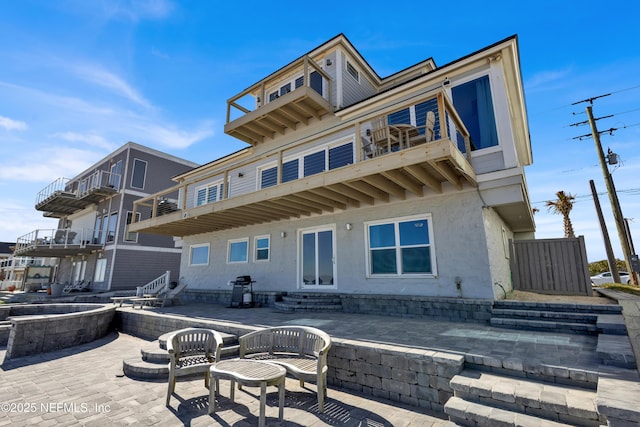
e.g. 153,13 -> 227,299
209,359 -> 286,427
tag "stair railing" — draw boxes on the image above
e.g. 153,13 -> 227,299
136,270 -> 171,297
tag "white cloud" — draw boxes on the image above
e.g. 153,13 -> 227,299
0,115 -> 27,131
69,63 -> 153,109
51,131 -> 116,151
134,121 -> 216,149
0,147 -> 98,183
524,68 -> 573,93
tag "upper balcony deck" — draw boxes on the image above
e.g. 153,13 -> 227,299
130,91 -> 476,238
224,56 -> 334,146
13,228 -> 105,257
35,170 -> 120,217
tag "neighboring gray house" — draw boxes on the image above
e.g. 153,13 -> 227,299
14,142 -> 198,291
129,34 -> 535,300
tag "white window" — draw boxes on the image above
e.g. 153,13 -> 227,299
366,214 -> 435,277
254,235 -> 270,262
190,244 -> 210,266
94,258 -> 107,282
346,61 -> 360,82
228,238 -> 248,263
195,181 -> 224,206
260,141 -> 354,188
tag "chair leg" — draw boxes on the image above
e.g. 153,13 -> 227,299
166,374 -> 176,406
204,371 -> 210,389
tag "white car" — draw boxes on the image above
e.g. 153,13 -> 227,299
590,271 -> 631,285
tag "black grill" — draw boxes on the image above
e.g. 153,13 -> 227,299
235,275 -> 252,286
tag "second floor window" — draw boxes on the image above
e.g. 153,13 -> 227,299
131,159 -> 147,189
452,75 -> 498,150
106,212 -> 118,243
196,182 -> 224,206
109,160 -> 122,189
259,142 -> 353,189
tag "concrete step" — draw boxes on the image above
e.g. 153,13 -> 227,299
445,396 -> 576,427
125,328 -> 240,380
597,368 -> 640,426
596,314 -> 628,335
492,308 -> 597,324
493,300 -> 622,315
274,293 -> 343,313
281,295 -> 343,304
597,335 -> 637,369
122,357 -> 168,379
141,344 -> 169,363
448,369 -> 603,426
274,301 -> 343,312
0,323 -> 10,346
490,317 -> 598,335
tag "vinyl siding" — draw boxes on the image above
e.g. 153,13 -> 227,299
109,248 -> 180,291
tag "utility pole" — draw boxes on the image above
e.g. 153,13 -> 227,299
589,180 -> 620,283
586,105 -> 636,284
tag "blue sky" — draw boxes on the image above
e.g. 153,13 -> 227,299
1,0 -> 638,263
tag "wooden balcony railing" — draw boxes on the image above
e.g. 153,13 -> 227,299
130,90 -> 476,237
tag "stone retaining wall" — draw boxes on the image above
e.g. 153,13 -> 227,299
183,290 -> 493,323
3,304 -> 116,360
116,309 -> 464,411
339,295 -> 493,323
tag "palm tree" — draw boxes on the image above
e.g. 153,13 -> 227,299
546,191 -> 576,238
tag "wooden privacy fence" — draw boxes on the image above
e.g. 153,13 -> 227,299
509,236 -> 592,296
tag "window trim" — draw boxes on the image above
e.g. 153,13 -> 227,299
448,71 -> 501,153
266,138 -> 354,186
365,214 -> 436,278
94,258 -> 107,282
130,158 -> 148,190
258,164 -> 278,189
227,238 -> 249,264
254,235 -> 271,262
125,211 -> 141,242
189,243 -> 210,266
195,179 -> 224,206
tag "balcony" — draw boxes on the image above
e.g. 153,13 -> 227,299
36,170 -> 120,218
131,91 -> 476,238
224,56 -> 334,146
13,228 -> 105,257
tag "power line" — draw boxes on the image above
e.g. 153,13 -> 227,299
531,187 -> 640,206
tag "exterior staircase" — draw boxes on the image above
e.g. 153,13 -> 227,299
444,299 -> 639,426
446,367 -> 604,426
122,329 -> 238,380
274,293 -> 343,313
490,300 -> 626,335
491,300 -> 635,369
0,320 -> 10,346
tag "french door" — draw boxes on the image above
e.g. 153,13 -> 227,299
300,226 -> 336,289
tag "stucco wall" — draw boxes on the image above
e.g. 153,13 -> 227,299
482,206 -> 514,299
181,189 -> 499,299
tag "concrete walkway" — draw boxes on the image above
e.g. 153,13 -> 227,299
0,332 -> 452,426
2,289 -> 640,425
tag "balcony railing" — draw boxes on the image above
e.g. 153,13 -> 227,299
225,55 -> 334,145
13,228 -> 104,257
35,171 -> 121,217
130,90 -> 476,237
